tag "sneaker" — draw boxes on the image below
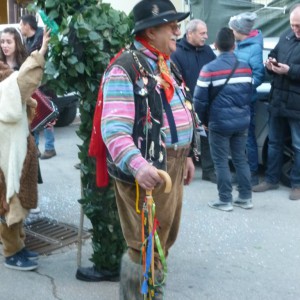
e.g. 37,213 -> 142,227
289,188 -> 300,200
233,197 -> 253,209
4,252 -> 38,271
40,149 -> 56,160
252,181 -> 279,192
208,200 -> 233,212
29,207 -> 41,214
19,248 -> 39,260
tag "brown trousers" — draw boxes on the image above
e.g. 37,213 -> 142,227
0,221 -> 25,257
114,150 -> 187,265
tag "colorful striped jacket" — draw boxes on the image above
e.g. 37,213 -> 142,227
101,41 -> 193,182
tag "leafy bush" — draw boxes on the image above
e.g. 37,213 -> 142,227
30,0 -> 133,271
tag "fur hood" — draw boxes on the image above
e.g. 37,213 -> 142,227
0,61 -> 13,82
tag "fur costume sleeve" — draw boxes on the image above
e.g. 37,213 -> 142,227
0,51 -> 45,215
17,50 -> 45,104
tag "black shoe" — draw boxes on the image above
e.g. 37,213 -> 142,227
202,171 -> 217,184
76,265 -> 120,282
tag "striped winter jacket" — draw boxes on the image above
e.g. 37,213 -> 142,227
193,52 -> 253,133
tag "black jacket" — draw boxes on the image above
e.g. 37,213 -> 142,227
25,27 -> 43,53
171,35 -> 216,95
268,29 -> 300,119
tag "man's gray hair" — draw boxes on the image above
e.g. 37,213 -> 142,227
185,19 -> 206,34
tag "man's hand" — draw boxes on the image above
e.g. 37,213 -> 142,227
265,57 -> 274,71
265,57 -> 290,74
271,62 -> 290,75
135,164 -> 163,191
184,157 -> 195,185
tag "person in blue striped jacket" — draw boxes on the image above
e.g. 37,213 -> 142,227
193,27 -> 254,212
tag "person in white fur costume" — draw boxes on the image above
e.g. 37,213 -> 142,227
0,27 -> 50,271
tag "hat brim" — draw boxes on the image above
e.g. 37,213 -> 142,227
132,11 -> 190,34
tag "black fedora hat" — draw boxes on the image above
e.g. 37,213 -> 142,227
132,0 -> 190,34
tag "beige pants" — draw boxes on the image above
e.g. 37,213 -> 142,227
114,151 -> 187,265
0,221 -> 25,257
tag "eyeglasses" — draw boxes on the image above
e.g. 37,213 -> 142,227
169,23 -> 181,32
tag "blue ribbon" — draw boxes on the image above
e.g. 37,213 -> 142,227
141,233 -> 153,294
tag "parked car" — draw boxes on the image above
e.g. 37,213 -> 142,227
196,37 -> 293,186
0,23 -> 79,127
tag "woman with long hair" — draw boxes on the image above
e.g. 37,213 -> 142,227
0,27 -> 28,70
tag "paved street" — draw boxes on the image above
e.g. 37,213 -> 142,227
1,119 -> 300,300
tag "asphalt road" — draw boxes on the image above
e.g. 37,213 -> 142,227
35,119 -> 300,300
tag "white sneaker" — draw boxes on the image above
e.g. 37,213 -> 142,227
233,198 -> 253,209
208,200 -> 233,212
30,207 -> 41,214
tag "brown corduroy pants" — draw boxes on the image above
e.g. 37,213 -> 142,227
0,221 -> 25,257
114,151 -> 187,265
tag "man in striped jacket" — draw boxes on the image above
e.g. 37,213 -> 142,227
194,27 -> 253,212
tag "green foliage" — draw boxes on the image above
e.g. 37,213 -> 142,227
30,0 -> 134,271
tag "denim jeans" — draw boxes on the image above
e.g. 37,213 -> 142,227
209,129 -> 252,202
266,115 -> 300,187
34,126 -> 55,151
247,103 -> 258,174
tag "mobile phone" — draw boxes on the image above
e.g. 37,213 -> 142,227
271,60 -> 279,67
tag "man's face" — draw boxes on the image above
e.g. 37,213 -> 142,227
0,32 -> 16,58
149,21 -> 181,55
19,20 -> 29,37
290,7 -> 300,38
188,24 -> 208,47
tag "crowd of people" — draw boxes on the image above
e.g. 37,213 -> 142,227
1,0 -> 300,299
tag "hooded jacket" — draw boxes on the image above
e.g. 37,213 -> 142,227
234,29 -> 265,101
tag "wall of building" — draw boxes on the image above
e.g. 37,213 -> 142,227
0,1 -> 8,23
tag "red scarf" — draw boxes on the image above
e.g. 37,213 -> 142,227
136,36 -> 174,102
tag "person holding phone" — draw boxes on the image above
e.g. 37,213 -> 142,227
253,4 -> 300,201
269,59 -> 279,67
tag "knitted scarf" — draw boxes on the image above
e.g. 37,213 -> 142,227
135,36 -> 174,102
